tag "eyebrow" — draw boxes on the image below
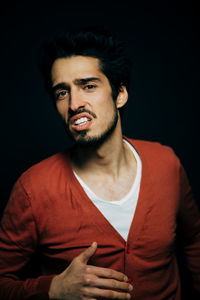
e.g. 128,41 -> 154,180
52,77 -> 101,92
52,82 -> 69,93
74,77 -> 101,85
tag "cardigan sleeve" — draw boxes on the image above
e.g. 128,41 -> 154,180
177,165 -> 200,294
0,179 -> 54,300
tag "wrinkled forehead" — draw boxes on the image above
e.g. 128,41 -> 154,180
51,55 -> 107,87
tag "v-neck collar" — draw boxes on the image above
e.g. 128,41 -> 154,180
64,137 -> 154,246
124,138 -> 155,247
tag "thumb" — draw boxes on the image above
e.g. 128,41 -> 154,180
78,242 -> 98,264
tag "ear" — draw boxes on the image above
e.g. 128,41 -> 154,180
116,86 -> 128,109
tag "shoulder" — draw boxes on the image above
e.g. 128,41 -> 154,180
21,151 -> 70,177
17,150 -> 72,194
124,137 -> 181,169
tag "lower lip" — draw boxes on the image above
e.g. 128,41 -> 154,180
71,119 -> 92,131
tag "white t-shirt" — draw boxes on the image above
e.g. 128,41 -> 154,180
73,140 -> 142,241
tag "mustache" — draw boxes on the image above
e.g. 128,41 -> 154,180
68,108 -> 97,121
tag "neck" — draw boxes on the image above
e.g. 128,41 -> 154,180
70,121 -> 129,178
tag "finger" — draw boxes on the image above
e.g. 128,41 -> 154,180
84,275 -> 133,292
86,265 -> 128,282
78,242 -> 98,264
82,286 -> 131,299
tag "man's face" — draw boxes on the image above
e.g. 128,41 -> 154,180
51,56 -> 123,146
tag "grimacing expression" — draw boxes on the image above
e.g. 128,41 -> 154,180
51,56 -> 127,145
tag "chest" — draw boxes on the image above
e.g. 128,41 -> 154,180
37,172 -> 179,266
83,172 -> 136,201
75,159 -> 137,201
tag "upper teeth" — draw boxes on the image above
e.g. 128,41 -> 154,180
74,117 -> 89,125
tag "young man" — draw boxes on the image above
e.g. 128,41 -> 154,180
0,28 -> 200,300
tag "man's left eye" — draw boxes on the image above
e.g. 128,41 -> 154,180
84,85 -> 96,90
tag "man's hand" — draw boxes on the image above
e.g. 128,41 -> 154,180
48,242 -> 133,300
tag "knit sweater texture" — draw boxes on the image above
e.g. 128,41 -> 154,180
0,138 -> 200,299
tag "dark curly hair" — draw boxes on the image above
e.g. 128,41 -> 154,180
38,26 -> 132,101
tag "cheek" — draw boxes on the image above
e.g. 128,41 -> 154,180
94,91 -> 115,112
102,96 -> 116,116
56,101 -> 69,119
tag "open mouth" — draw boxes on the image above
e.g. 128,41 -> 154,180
74,117 -> 90,125
70,113 -> 93,131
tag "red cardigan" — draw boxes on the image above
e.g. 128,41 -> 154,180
0,138 -> 200,299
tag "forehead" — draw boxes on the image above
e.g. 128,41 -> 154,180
51,56 -> 104,86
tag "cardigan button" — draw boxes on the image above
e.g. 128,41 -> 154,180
127,245 -> 131,253
128,277 -> 133,283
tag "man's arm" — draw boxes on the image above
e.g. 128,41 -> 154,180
177,165 -> 200,294
0,179 -> 55,299
0,179 -> 132,300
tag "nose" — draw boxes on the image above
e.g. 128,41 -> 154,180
69,89 -> 85,112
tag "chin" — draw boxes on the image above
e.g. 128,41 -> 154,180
74,129 -> 115,147
74,133 -> 104,147
65,108 -> 119,147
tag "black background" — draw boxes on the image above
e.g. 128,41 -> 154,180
0,0 -> 199,296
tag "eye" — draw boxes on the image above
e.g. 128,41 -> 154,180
84,84 -> 96,90
55,90 -> 68,100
